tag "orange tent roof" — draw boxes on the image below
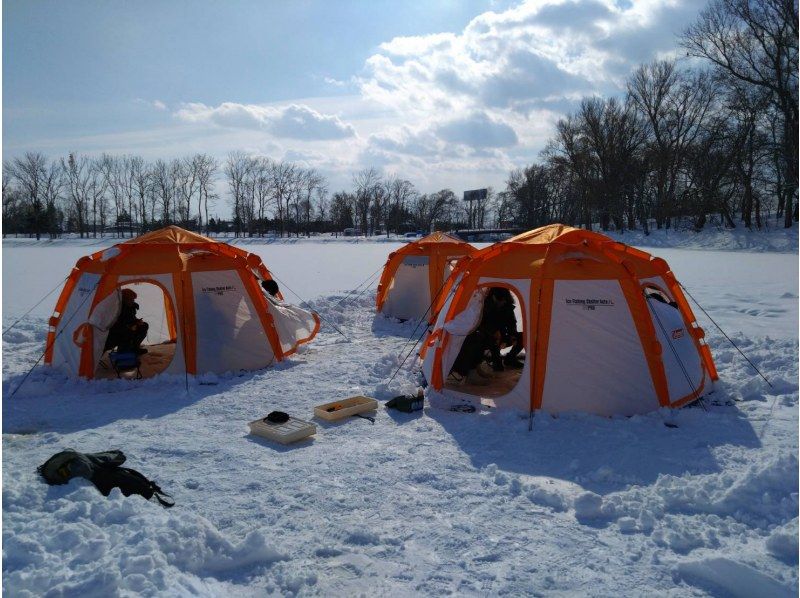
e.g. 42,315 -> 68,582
505,224 -> 582,245
122,225 -> 217,245
415,231 -> 467,245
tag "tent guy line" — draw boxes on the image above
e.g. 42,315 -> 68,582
9,279 -> 101,400
268,272 -> 351,343
679,282 -> 773,389
2,273 -> 71,338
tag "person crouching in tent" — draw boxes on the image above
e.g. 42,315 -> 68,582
104,289 -> 149,355
481,288 -> 524,371
447,287 -> 526,385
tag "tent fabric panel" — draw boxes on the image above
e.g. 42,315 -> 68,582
541,279 -> 659,416
44,267 -> 84,365
191,270 -> 275,374
264,296 -> 320,356
659,273 -> 719,382
618,278 -> 671,407
87,289 -> 122,377
646,297 -> 706,405
382,256 -> 432,321
49,272 -> 102,377
530,277 -> 553,412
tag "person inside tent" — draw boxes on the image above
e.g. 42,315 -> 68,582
260,279 -> 286,306
480,287 -> 524,371
448,328 -> 492,386
104,288 -> 149,355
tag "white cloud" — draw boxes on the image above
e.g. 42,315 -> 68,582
133,98 -> 168,111
436,112 -> 518,148
357,0 -> 699,119
150,0 -> 702,193
174,102 -> 357,140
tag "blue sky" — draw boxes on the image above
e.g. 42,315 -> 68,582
3,0 -> 704,195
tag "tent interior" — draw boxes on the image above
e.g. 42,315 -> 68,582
94,282 -> 177,380
443,286 -> 527,399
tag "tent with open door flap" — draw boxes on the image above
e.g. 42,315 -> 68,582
44,226 -> 320,379
420,224 -> 718,416
376,231 -> 477,322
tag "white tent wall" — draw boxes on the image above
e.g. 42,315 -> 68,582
382,256 -> 431,321
116,273 -> 185,376
647,297 -> 706,402
192,270 -> 275,374
541,279 -> 659,415
640,275 -> 707,403
50,272 -> 101,376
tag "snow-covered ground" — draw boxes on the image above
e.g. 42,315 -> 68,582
2,231 -> 798,596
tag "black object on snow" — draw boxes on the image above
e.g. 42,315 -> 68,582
37,449 -> 174,508
386,395 -> 424,413
264,411 -> 290,424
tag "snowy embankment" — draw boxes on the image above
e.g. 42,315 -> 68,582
2,234 -> 798,596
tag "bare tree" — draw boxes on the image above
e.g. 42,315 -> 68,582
193,154 -> 218,234
151,159 -> 176,226
7,152 -> 48,239
353,167 -> 381,235
224,151 -> 252,237
42,160 -> 64,238
298,168 -> 324,237
683,0 -> 798,227
130,156 -> 150,233
270,160 -> 296,237
628,61 -> 716,229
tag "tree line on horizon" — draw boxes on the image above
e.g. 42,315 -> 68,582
3,0 -> 796,240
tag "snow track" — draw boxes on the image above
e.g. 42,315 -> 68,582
2,240 -> 798,596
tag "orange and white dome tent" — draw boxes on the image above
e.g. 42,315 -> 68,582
376,232 -> 476,321
421,224 -> 718,416
44,226 -> 319,379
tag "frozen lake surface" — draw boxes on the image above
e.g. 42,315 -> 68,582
2,235 -> 797,596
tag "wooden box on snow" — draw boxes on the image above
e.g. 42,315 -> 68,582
248,416 -> 316,445
314,396 -> 378,421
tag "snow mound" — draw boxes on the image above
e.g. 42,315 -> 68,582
676,557 -> 794,598
3,480 -> 286,596
766,518 -> 800,565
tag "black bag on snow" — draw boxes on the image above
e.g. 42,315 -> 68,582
37,449 -> 174,508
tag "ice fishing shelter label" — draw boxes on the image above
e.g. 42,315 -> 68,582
565,297 -> 615,311
201,285 -> 236,296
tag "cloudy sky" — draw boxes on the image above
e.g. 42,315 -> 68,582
3,0 -> 704,197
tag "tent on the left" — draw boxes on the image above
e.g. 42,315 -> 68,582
45,226 -> 320,379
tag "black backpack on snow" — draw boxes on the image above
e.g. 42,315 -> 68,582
37,449 -> 174,508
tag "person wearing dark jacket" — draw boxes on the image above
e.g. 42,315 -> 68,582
104,288 -> 149,354
480,287 -> 524,371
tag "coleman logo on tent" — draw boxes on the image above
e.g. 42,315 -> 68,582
77,286 -> 94,297
565,298 -> 615,311
201,285 -> 236,296
671,328 -> 684,340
